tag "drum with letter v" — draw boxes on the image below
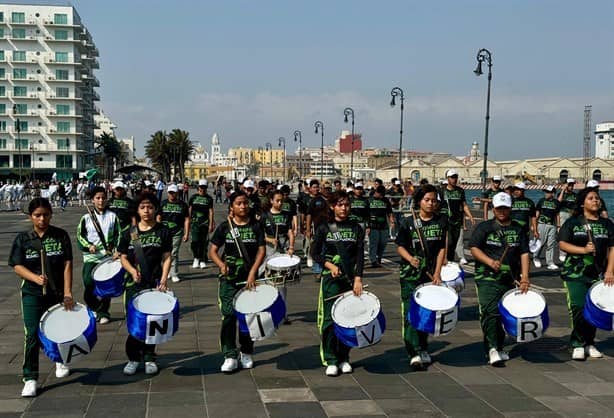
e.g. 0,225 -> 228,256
499,288 -> 549,342
127,290 -> 179,344
265,254 -> 301,286
584,281 -> 614,330
92,258 -> 126,298
441,262 -> 465,293
331,291 -> 386,348
39,303 -> 97,365
234,284 -> 286,341
410,284 -> 459,336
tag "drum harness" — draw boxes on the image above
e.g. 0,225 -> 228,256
28,231 -> 57,296
86,205 -> 113,256
327,222 -> 356,285
409,208 -> 434,281
581,215 -> 605,278
130,226 -> 153,285
227,216 -> 253,279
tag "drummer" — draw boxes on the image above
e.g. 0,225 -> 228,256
395,184 -> 447,369
9,198 -> 74,397
118,192 -> 172,376
209,191 -> 266,373
76,186 -> 121,324
558,187 -> 614,361
311,190 -> 364,377
469,192 -> 530,366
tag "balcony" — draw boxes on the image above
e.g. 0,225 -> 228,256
47,94 -> 82,101
46,76 -> 81,83
44,58 -> 75,65
47,112 -> 82,118
47,129 -> 82,136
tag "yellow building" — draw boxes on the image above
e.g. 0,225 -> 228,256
228,147 -> 255,165
253,148 -> 285,165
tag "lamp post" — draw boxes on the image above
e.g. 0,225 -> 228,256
343,107 -> 355,181
390,87 -> 404,182
12,105 -> 22,183
473,48 -> 493,193
314,121 -> 324,182
278,137 -> 286,184
265,142 -> 272,180
293,130 -> 302,179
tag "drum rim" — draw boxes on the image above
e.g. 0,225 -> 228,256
131,289 -> 177,314
91,257 -> 123,280
39,302 -> 88,326
412,283 -> 459,309
233,283 -> 280,314
266,254 -> 301,270
500,288 -> 547,318
587,280 -> 614,313
331,290 -> 381,328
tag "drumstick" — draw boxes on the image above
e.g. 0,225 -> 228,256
410,207 -> 434,281
227,215 -> 243,259
40,248 -> 47,296
324,284 -> 369,302
498,245 -> 509,264
235,277 -> 270,286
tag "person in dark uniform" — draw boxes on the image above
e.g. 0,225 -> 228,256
510,182 -> 537,240
158,184 -> 190,282
280,184 -> 298,236
533,185 -> 560,270
311,190 -> 364,376
107,181 -> 136,233
9,198 -> 74,397
306,179 -> 329,280
481,175 -> 503,220
188,180 -> 215,269
242,179 -> 262,219
368,185 -> 394,268
558,178 -> 577,262
585,180 -> 609,219
439,169 -> 474,262
349,182 -> 369,229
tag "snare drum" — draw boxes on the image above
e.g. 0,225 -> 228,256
331,291 -> 386,348
39,303 -> 97,365
441,262 -> 465,293
92,258 -> 126,298
265,254 -> 301,286
584,281 -> 614,330
409,284 -> 459,336
499,288 -> 549,342
127,290 -> 179,344
234,284 -> 286,341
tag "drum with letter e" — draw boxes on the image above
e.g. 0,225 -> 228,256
265,254 -> 301,286
441,262 -> 465,293
499,288 -> 549,342
39,303 -> 97,365
92,258 -> 126,298
127,290 -> 179,344
410,284 -> 459,336
234,284 -> 286,341
331,291 -> 386,348
584,281 -> 614,330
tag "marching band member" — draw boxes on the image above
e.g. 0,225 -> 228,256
188,180 -> 214,269
396,184 -> 447,369
209,191 -> 266,373
107,181 -> 135,233
158,184 -> 190,283
306,179 -> 329,281
469,192 -> 530,366
9,198 -> 74,397
119,193 -> 172,376
279,184 -> 298,236
311,191 -> 364,376
558,187 -> 614,361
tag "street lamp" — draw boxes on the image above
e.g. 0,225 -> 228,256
12,104 -> 22,183
474,48 -> 493,192
278,137 -> 286,184
343,107 -> 355,180
265,142 -> 272,180
390,87 -> 404,182
314,121 -> 324,182
293,130 -> 302,179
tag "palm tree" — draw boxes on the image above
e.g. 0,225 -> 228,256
167,129 -> 194,182
95,132 -> 121,179
145,130 -> 171,181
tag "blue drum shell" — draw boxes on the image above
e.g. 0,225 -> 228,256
39,304 -> 97,363
236,291 -> 286,335
334,312 -> 386,348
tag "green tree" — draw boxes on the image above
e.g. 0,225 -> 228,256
95,132 -> 121,179
145,130 -> 171,181
167,129 -> 195,182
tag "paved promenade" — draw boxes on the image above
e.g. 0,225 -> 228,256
2,203 -> 614,417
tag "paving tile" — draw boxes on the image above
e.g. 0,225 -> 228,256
265,401 -> 327,418
0,399 -> 29,413
535,396 -> 613,417
543,371 -> 603,384
258,387 -> 316,402
147,405 -> 207,418
312,385 -> 369,401
26,396 -> 89,413
253,375 -> 306,389
467,384 -> 552,413
148,391 -> 204,407
375,397 -> 443,417
321,400 -> 385,417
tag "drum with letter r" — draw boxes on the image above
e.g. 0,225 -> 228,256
499,288 -> 549,342
234,284 -> 286,341
39,303 -> 97,365
441,262 -> 465,293
265,254 -> 301,286
410,284 -> 459,336
92,258 -> 126,298
127,290 -> 179,344
584,281 -> 614,330
331,291 -> 386,348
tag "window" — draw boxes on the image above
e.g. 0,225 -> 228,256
13,51 -> 26,61
56,155 -> 72,168
0,68 -> 4,78
0,139 -> 6,149
14,103 -> 27,114
13,68 -> 26,79
0,156 -> 8,167
54,30 -> 68,40
13,86 -> 27,97
56,104 -> 69,115
57,138 -> 70,149
0,121 -> 6,131
0,51 -> 4,61
17,121 -> 28,132
15,138 -> 28,149
14,154 -> 31,168
55,69 -> 68,80
11,12 -> 25,24
0,104 -> 5,114
0,28 -> 4,38
53,14 -> 68,25
56,87 -> 69,97
12,28 -> 26,39
599,134 -> 604,139
56,121 -> 70,132
0,12 -> 4,22
55,52 -> 68,63
0,86 -> 5,96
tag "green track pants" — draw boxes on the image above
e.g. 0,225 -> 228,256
317,274 -> 352,366
218,278 -> 254,359
563,279 -> 596,348
475,280 -> 513,354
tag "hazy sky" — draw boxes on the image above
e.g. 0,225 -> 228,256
71,0 -> 613,159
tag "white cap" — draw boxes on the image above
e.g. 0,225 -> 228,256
544,185 -> 555,192
514,181 -> 526,190
394,180 -> 401,185
586,180 -> 599,188
243,179 -> 255,189
440,179 -> 448,185
198,179 -> 208,186
446,169 -> 458,177
346,188 -> 353,193
354,182 -> 363,188
144,180 -> 152,186
112,181 -> 126,189
277,184 -> 283,190
492,175 -> 502,181
168,184 -> 178,193
493,192 -> 512,208
566,178 -> 576,184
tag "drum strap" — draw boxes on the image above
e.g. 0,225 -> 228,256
410,211 -> 434,276
130,226 -> 153,283
28,232 -> 57,295
228,217 -> 252,266
328,222 -> 355,279
86,205 -> 111,255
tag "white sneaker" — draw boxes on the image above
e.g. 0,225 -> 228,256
221,358 -> 238,373
307,255 -> 313,268
586,345 -> 603,358
547,264 -> 559,271
55,362 -> 70,378
98,317 -> 110,325
559,254 -> 566,262
410,355 -> 423,368
499,351 -> 510,361
339,361 -> 353,373
171,275 -> 180,283
419,351 -> 432,364
488,348 -> 503,366
533,259 -> 542,268
123,361 -> 139,375
145,361 -> 158,374
199,261 -> 207,269
240,353 -> 254,369
192,258 -> 200,269
459,258 -> 468,265
21,380 -> 37,397
325,365 -> 339,376
572,347 -> 586,361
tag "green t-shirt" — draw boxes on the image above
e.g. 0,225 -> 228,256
511,196 -> 536,228
189,193 -> 213,223
210,220 -> 265,281
536,197 -> 560,225
559,191 -> 576,213
439,186 -> 467,225
159,199 -> 189,235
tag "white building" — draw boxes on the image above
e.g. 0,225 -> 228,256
210,132 -> 222,164
93,111 -> 115,138
0,4 -> 100,181
595,122 -> 614,160
119,136 -> 134,165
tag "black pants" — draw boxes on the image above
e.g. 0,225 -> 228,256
447,223 -> 461,262
124,282 -> 156,362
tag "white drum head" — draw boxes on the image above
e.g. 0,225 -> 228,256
234,284 -> 279,314
40,303 -> 90,343
590,282 -> 614,313
414,285 -> 458,311
133,291 -> 177,315
267,255 -> 301,270
441,263 -> 462,282
92,259 -> 123,282
501,289 -> 546,317
332,291 -> 381,328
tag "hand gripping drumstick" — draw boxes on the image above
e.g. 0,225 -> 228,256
324,284 -> 369,302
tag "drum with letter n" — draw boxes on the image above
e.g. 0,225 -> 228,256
331,291 -> 386,348
265,254 -> 301,286
92,258 -> 126,298
499,288 -> 549,342
441,262 -> 465,293
39,303 -> 97,365
410,284 -> 459,336
127,290 -> 179,344
234,284 -> 286,341
584,281 -> 614,330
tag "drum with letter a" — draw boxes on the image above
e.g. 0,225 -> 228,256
234,284 -> 286,341
441,262 -> 465,293
39,302 -> 97,365
265,254 -> 301,286
127,290 -> 179,344
410,284 -> 459,336
331,291 -> 386,348
499,288 -> 549,342
92,258 -> 126,298
584,281 -> 614,330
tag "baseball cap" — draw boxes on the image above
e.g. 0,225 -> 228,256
445,169 -> 458,177
168,184 -> 178,193
566,178 -> 576,184
198,179 -> 208,186
514,182 -> 526,190
492,175 -> 502,181
112,181 -> 126,189
544,185 -> 555,192
354,182 -> 363,188
243,179 -> 255,189
493,192 -> 512,208
144,180 -> 152,186
394,180 -> 401,185
586,180 -> 600,188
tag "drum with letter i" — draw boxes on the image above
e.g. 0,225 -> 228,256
499,289 -> 549,342
92,258 -> 126,298
584,281 -> 614,330
331,291 -> 386,348
441,262 -> 465,293
233,284 -> 286,341
39,303 -> 97,365
127,290 -> 179,344
265,254 -> 301,286
410,284 -> 459,336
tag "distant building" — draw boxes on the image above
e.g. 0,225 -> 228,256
595,122 -> 614,160
336,130 -> 362,153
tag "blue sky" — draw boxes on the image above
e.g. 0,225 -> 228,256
72,0 -> 613,159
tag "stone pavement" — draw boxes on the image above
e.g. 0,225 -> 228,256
1,203 -> 614,417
